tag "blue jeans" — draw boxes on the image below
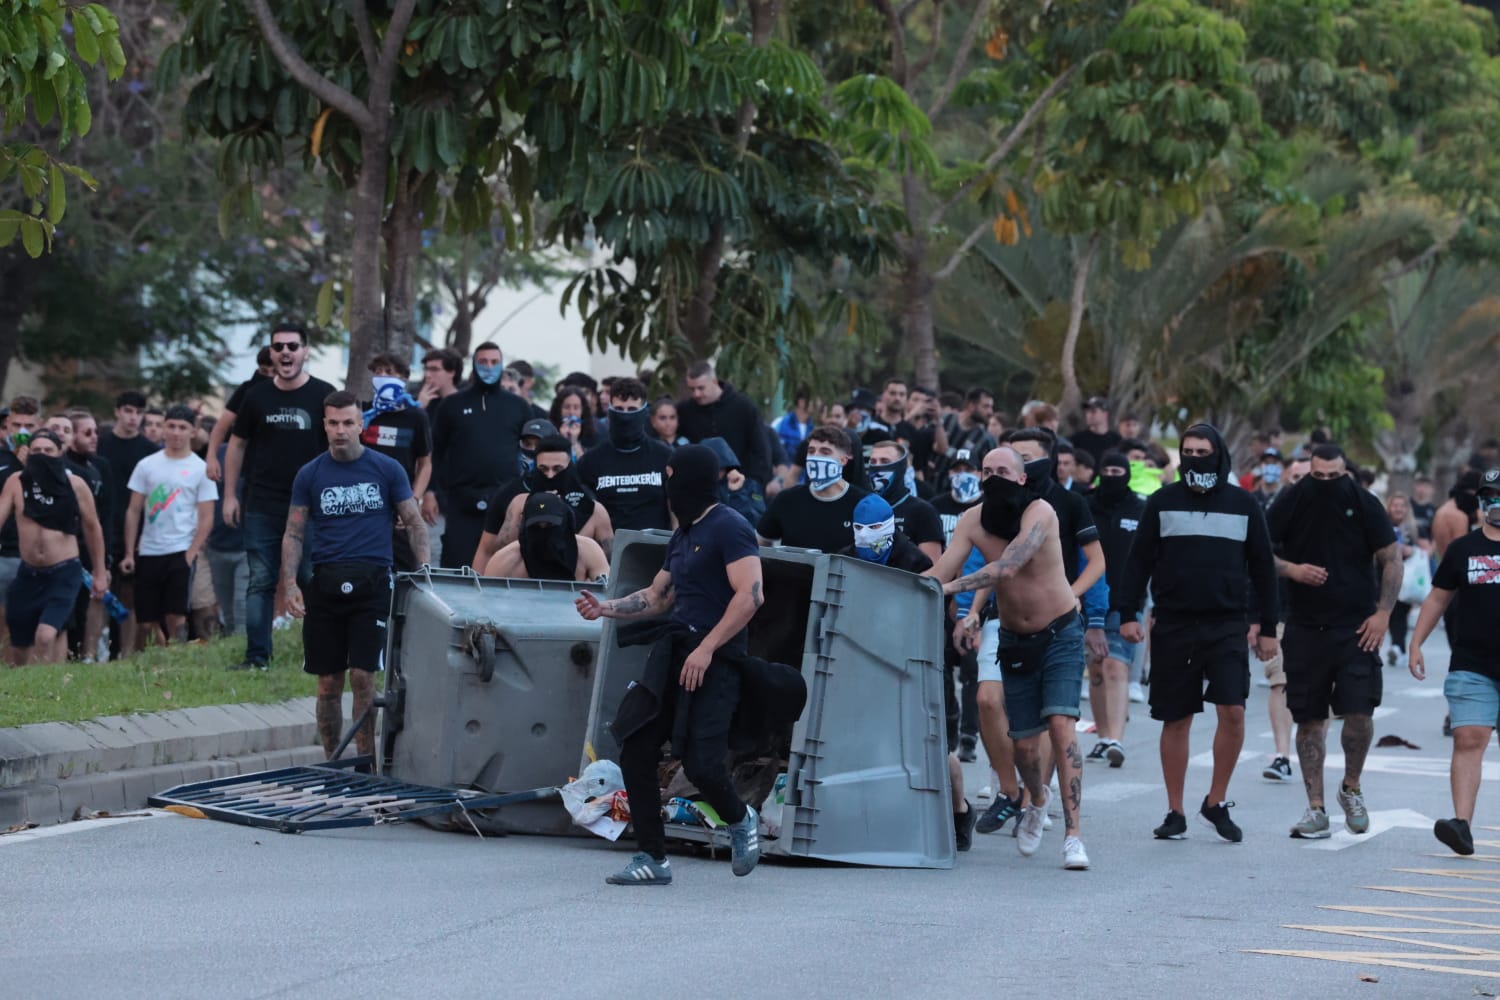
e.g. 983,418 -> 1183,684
997,615 -> 1086,739
243,509 -> 310,664
1445,671 -> 1500,730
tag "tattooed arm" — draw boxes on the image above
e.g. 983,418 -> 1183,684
943,502 -> 1055,596
282,505 -> 309,617
396,497 -> 431,567
1356,540 -> 1402,652
575,568 -> 676,621
679,555 -> 764,691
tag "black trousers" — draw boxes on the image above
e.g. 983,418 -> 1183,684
620,636 -> 748,860
1390,600 -> 1410,652
440,511 -> 486,569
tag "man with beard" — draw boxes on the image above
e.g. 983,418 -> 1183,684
925,446 -> 1092,870
283,391 -> 427,759
576,377 -> 672,532
483,493 -> 609,582
1084,451 -> 1147,767
471,436 -> 613,570
1114,423 -> 1280,843
1268,444 -> 1401,839
865,439 -> 944,563
575,444 -> 770,885
0,430 -> 108,665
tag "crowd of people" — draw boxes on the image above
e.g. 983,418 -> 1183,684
3,326 -> 1498,879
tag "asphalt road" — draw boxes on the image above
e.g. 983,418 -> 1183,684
4,629 -> 1496,999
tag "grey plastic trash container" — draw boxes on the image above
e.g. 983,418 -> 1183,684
380,568 -> 602,835
583,530 -> 954,869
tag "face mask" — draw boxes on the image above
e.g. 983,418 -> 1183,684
474,362 -> 501,385
1180,454 -> 1220,493
667,445 -> 721,526
805,455 -> 844,491
867,452 -> 909,500
853,516 -> 896,565
979,475 -> 1030,539
1261,463 -> 1282,485
607,405 -> 649,450
851,412 -> 871,435
1097,472 -> 1131,500
370,376 -> 408,413
1481,495 -> 1500,527
1022,457 -> 1054,493
950,472 -> 980,505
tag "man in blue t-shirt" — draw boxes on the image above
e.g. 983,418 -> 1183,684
576,444 -> 766,886
285,390 -> 429,759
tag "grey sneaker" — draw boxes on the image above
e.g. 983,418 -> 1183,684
1017,800 -> 1047,857
606,853 -> 672,885
729,805 -> 761,877
1337,784 -> 1370,834
1290,806 -> 1331,839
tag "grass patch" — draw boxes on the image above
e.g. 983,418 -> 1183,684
0,625 -> 315,729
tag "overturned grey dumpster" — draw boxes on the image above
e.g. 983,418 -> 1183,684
584,530 -> 954,869
381,568 -> 602,836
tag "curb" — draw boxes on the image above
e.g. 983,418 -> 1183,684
0,696 -> 342,830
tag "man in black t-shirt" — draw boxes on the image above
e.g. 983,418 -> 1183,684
1268,443 -> 1401,840
222,323 -> 335,671
363,353 -> 432,571
206,346 -> 273,482
97,389 -> 162,655
576,377 -> 672,533
1070,397 -> 1121,469
1412,468 -> 1500,856
866,439 -> 944,562
758,426 -> 869,552
472,436 -> 613,570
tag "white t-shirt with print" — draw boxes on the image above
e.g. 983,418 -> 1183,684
127,451 -> 219,556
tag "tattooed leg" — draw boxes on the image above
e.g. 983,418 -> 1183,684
1340,714 -> 1374,791
315,673 -> 346,758
1014,736 -> 1047,808
1297,719 -> 1328,809
1052,717 -> 1084,836
350,668 -> 377,757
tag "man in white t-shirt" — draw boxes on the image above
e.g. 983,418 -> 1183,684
122,405 -> 218,646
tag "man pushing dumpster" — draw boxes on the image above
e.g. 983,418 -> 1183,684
576,443 -> 793,886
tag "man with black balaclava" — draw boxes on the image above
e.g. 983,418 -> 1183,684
925,446 -> 1092,871
0,430 -> 108,666
866,439 -> 944,563
1114,422 -> 1280,845
1083,450 -> 1147,768
1268,443 -> 1401,840
575,444 -> 772,886
427,341 -> 531,569
482,492 -> 609,583
577,377 -> 672,533
471,435 -> 613,571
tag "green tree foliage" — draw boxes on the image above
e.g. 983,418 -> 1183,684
0,0 -> 125,255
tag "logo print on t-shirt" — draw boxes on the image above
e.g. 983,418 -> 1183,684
264,408 -> 313,430
320,482 -> 385,516
146,483 -> 182,523
1467,555 -> 1500,585
362,424 -> 409,449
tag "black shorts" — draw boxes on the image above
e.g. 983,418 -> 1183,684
1283,620 -> 1382,723
6,558 -> 83,648
1148,619 -> 1250,723
302,562 -> 393,676
135,552 -> 192,624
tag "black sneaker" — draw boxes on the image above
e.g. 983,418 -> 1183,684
1199,799 -> 1243,843
957,736 -> 978,763
1106,740 -> 1126,768
955,800 -> 978,852
227,660 -> 268,672
1085,741 -> 1110,763
1435,817 -> 1475,856
1153,810 -> 1188,840
975,793 -> 1021,835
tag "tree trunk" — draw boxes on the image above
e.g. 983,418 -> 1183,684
450,232 -> 474,357
902,242 -> 938,391
1374,369 -> 1425,497
1058,232 -> 1101,422
345,130 -> 391,388
381,171 -> 421,373
0,249 -> 43,394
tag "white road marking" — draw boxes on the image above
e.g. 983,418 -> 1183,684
0,811 -> 160,847
1298,808 -> 1436,852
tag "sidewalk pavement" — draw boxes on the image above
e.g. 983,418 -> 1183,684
0,696 -> 346,829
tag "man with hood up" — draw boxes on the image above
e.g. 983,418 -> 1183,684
470,435 -> 613,571
1114,422 -> 1280,844
866,439 -> 944,563
1084,450 -> 1147,767
1267,443 -> 1400,840
482,492 -> 609,583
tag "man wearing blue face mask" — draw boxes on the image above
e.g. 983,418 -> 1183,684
756,426 -> 869,552
1252,448 -> 1284,514
361,354 -> 432,571
428,341 -> 531,568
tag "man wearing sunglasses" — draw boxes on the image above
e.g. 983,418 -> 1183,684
221,323 -> 335,671
1267,443 -> 1400,840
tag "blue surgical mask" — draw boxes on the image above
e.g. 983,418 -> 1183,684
474,362 -> 501,385
950,472 -> 980,504
805,455 -> 844,490
1262,463 -> 1282,485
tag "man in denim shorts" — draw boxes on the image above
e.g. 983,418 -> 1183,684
928,446 -> 1091,871
1411,468 -> 1500,856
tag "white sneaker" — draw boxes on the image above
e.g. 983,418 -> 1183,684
1128,682 -> 1147,704
1063,836 -> 1090,870
1080,679 -> 1090,701
1017,801 -> 1047,856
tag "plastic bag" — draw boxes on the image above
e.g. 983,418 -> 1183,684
1399,553 -> 1431,605
759,773 -> 788,839
559,760 -> 625,826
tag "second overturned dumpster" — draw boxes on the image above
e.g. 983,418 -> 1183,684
585,530 -> 955,869
381,568 -> 602,836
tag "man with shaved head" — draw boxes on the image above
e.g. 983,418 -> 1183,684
926,445 -> 1091,871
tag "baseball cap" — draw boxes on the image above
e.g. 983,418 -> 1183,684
950,448 -> 977,469
521,418 -> 557,440
849,387 -> 878,412
522,492 -> 568,528
1480,468 -> 1500,495
1083,396 -> 1110,411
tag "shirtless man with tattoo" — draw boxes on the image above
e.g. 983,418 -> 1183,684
284,391 -> 429,759
926,446 -> 1091,870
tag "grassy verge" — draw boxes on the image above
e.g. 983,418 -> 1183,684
0,625 -> 315,729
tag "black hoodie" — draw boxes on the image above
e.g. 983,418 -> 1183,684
675,381 -> 773,486
1113,423 -> 1279,631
